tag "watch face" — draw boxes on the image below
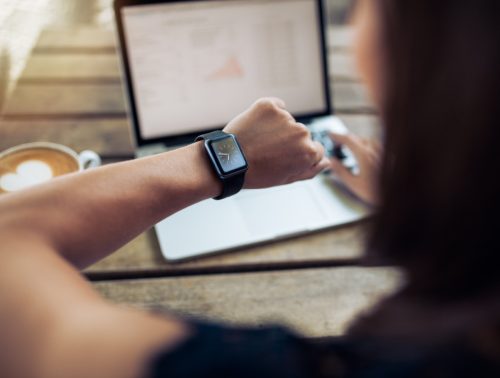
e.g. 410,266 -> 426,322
210,136 -> 247,174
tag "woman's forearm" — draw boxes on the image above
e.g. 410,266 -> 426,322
0,99 -> 333,378
0,142 -> 220,268
0,98 -> 331,269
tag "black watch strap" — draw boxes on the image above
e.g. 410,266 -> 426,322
215,173 -> 245,200
195,131 -> 247,200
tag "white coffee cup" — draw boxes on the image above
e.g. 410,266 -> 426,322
0,142 -> 101,194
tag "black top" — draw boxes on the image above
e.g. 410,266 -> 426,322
150,321 -> 500,378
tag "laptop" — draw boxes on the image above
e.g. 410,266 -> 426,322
114,0 -> 368,261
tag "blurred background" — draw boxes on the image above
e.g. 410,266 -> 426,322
0,0 -> 351,110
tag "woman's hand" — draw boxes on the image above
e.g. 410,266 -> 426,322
224,98 -> 330,189
329,132 -> 382,206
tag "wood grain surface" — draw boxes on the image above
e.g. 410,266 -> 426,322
33,25 -> 353,52
86,222 -> 368,278
2,83 -> 127,117
0,118 -> 133,157
2,26 -> 369,118
20,53 -> 121,83
20,52 -> 358,83
34,26 -> 117,52
19,53 -> 359,86
94,267 -> 402,337
1,24 -> 394,339
2,81 -> 372,118
0,24 -> 380,278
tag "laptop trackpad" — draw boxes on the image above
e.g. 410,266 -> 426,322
236,184 -> 327,238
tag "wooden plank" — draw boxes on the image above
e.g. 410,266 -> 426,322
87,223 -> 367,277
21,50 -> 357,83
0,118 -> 133,157
2,83 -> 126,117
20,54 -> 121,83
93,267 -> 402,337
34,26 -> 117,53
2,81 -> 373,118
33,25 -> 350,53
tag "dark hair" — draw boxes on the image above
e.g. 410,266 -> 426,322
368,1 -> 500,300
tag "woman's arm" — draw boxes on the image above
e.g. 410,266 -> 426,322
0,98 -> 329,378
0,142 -> 220,267
0,98 -> 328,268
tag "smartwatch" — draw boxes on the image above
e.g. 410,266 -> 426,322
195,130 -> 248,200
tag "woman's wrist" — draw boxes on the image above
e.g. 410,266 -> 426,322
183,142 -> 223,201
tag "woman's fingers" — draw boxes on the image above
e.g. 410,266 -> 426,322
328,132 -> 381,206
315,156 -> 331,173
329,132 -> 366,159
330,158 -> 358,188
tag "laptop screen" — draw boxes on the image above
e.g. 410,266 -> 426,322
120,0 -> 329,141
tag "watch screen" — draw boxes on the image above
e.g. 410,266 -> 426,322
211,137 -> 247,174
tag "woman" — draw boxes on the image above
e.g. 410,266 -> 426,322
1,1 -> 499,377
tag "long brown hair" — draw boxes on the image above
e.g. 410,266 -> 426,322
368,1 -> 500,300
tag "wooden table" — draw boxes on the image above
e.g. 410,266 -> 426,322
0,25 -> 401,338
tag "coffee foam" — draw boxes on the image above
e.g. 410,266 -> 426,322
0,160 -> 53,192
0,147 -> 79,194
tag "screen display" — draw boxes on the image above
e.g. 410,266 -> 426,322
210,137 -> 247,173
122,0 -> 327,139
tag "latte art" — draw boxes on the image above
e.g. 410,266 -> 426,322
0,147 -> 79,194
0,160 -> 53,192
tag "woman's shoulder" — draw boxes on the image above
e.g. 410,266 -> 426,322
149,320 -> 500,378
